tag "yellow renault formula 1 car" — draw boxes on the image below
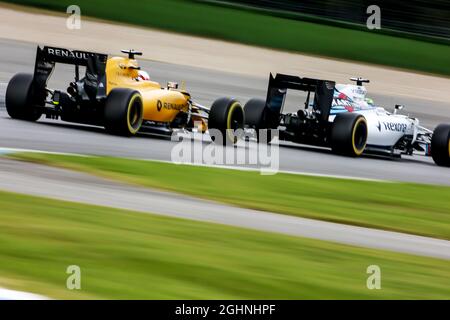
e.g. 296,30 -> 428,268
5,46 -> 244,144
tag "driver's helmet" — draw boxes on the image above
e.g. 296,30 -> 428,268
137,70 -> 150,81
365,97 -> 374,107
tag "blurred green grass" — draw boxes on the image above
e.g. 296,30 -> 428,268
1,190 -> 450,299
10,152 -> 450,240
3,0 -> 450,76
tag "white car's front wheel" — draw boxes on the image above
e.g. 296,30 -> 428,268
431,124 -> 450,167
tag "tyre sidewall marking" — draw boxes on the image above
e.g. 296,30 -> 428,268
448,135 -> 450,158
352,117 -> 367,156
127,93 -> 142,134
226,101 -> 241,143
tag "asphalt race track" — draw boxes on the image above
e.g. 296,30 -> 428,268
1,38 -> 450,185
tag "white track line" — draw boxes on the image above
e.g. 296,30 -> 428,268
0,288 -> 49,300
0,147 -> 389,182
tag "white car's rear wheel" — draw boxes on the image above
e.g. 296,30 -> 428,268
431,124 -> 450,167
331,113 -> 368,157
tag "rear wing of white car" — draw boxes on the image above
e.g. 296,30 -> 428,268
266,73 -> 335,125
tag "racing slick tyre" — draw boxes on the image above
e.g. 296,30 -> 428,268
431,124 -> 450,167
5,73 -> 42,121
209,97 -> 244,145
244,98 -> 266,128
104,88 -> 143,136
244,98 -> 273,144
331,113 -> 368,157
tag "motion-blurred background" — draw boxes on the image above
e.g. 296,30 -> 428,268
0,0 -> 449,300
4,0 -> 450,76
206,0 -> 450,39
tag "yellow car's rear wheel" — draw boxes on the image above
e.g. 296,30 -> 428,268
5,73 -> 42,121
104,88 -> 143,136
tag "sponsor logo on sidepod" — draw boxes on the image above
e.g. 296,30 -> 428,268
377,121 -> 407,133
156,100 -> 186,112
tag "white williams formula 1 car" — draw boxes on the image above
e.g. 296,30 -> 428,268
330,78 -> 433,157
244,74 -> 450,167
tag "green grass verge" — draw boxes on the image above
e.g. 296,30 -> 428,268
1,190 -> 450,299
3,0 -> 450,76
10,152 -> 450,240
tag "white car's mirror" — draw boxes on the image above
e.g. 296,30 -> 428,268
394,104 -> 404,114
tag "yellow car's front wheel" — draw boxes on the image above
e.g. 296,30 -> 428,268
208,97 -> 244,145
104,88 -> 143,136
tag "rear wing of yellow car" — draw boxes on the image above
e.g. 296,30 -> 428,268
33,46 -> 109,102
